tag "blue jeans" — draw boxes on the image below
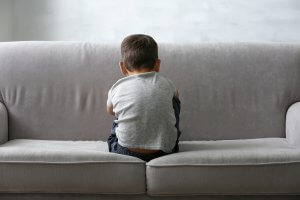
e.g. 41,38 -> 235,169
107,96 -> 181,162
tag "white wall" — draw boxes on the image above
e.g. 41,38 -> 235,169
0,0 -> 12,41
5,0 -> 300,42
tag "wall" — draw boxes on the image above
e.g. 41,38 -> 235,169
0,0 -> 12,41
4,0 -> 300,42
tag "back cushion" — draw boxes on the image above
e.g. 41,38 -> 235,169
0,42 -> 120,140
0,42 -> 300,141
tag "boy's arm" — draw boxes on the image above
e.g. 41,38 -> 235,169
106,105 -> 115,116
175,89 -> 179,99
107,88 -> 115,116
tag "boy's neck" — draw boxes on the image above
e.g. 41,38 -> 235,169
126,68 -> 156,76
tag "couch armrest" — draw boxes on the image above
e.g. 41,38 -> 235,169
286,102 -> 300,147
0,102 -> 8,144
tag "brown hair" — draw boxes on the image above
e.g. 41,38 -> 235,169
121,34 -> 158,71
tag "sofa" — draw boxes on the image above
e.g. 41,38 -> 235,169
0,41 -> 300,200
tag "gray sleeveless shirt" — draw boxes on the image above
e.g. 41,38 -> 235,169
107,71 -> 177,153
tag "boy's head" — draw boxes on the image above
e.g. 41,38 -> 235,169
120,34 -> 160,73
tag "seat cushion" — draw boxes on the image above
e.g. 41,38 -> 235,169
0,139 -> 145,194
146,138 -> 300,196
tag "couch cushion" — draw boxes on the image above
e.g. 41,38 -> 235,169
0,139 -> 145,194
146,138 -> 300,196
2,42 -> 300,141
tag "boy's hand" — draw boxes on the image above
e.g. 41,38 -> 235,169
107,105 -> 115,116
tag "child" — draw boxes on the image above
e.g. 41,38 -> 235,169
106,34 -> 181,162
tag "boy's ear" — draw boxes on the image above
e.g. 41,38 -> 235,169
154,59 -> 161,72
119,61 -> 128,76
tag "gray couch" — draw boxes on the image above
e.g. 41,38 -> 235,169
0,41 -> 300,200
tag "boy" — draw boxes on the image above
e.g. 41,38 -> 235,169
106,34 -> 181,162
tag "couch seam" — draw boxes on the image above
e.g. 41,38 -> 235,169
0,190 -> 146,195
0,161 -> 145,164
147,192 -> 300,196
146,160 -> 300,167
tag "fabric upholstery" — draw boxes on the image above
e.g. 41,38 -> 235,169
1,42 -> 300,141
0,42 -> 121,141
159,43 -> 300,140
286,102 -> 300,147
1,42 -> 300,198
146,138 -> 300,195
1,194 -> 300,200
0,102 -> 8,144
0,139 -> 145,194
